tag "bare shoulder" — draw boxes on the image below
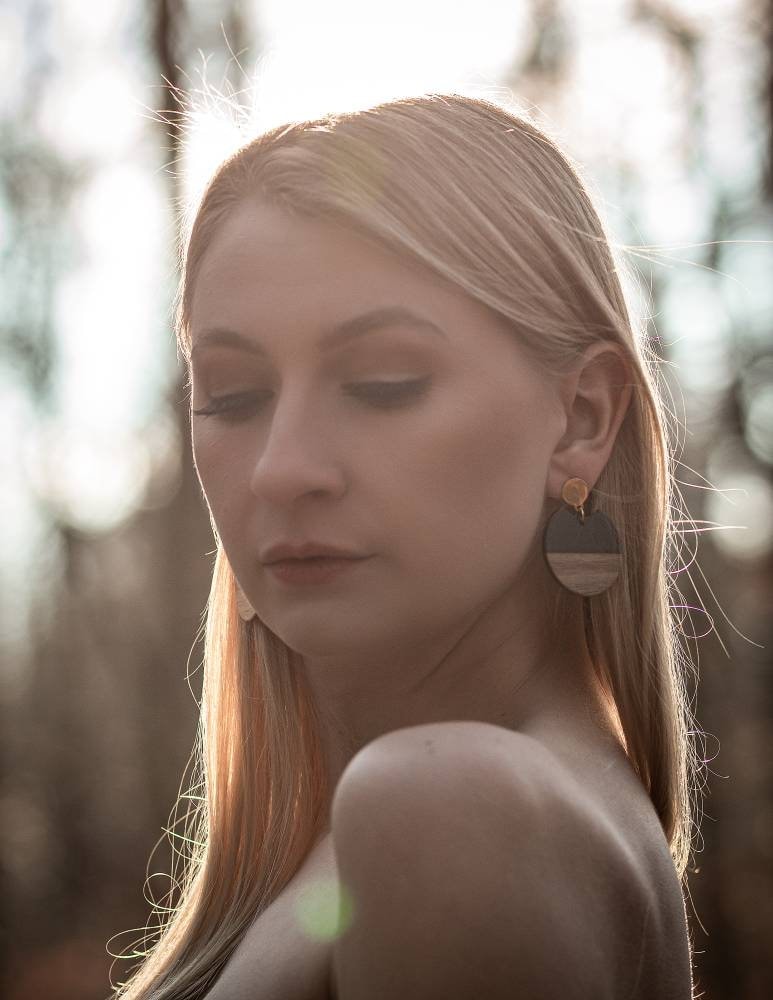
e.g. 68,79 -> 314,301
330,720 -> 691,1000
334,719 -> 582,807
333,719 -> 628,853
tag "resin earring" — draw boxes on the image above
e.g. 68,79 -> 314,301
542,477 -> 621,596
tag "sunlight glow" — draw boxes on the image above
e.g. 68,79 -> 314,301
255,0 -> 530,119
178,0 -> 532,215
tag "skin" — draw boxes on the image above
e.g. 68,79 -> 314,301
188,197 -> 634,798
187,199 -> 699,999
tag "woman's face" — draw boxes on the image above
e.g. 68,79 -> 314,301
189,198 -> 566,658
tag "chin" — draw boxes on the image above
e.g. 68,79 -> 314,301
269,612 -> 410,667
262,611 -> 383,660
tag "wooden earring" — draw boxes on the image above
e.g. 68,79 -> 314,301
542,477 -> 622,596
235,582 -> 257,622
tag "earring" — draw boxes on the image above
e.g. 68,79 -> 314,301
542,477 -> 621,596
235,582 -> 257,622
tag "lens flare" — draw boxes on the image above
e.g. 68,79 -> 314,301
294,877 -> 355,942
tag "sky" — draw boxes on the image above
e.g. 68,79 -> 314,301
2,0 -> 772,649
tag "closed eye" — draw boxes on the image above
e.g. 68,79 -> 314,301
191,378 -> 431,421
191,390 -> 270,420
344,377 -> 431,407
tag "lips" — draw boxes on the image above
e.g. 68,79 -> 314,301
265,554 -> 370,586
260,541 -> 367,564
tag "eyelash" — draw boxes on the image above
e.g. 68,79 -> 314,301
191,378 -> 431,421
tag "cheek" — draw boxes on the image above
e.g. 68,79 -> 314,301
192,429 -> 251,538
396,391 -> 549,574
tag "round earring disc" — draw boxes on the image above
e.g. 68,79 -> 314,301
543,507 -> 621,596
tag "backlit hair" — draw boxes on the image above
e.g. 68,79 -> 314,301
111,92 -> 700,999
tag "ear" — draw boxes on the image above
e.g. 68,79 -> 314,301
547,341 -> 634,501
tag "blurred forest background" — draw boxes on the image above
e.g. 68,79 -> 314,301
1,1 -> 772,998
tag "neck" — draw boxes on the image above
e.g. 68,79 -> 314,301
298,569 -> 611,802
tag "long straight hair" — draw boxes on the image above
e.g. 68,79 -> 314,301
111,92 -> 700,999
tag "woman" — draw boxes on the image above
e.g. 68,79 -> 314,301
112,92 -> 698,999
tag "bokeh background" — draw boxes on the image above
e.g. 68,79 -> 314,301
1,1 -> 772,998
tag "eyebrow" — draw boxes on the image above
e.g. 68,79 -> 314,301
190,306 -> 447,359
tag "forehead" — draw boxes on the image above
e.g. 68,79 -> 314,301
188,198 -> 515,353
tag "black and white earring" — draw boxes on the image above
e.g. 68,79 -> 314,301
542,477 -> 621,596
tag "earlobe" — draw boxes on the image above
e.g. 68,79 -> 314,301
548,342 -> 633,498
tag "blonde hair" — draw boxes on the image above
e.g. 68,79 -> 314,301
111,92 -> 700,998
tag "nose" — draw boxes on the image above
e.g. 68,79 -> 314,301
248,386 -> 347,506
